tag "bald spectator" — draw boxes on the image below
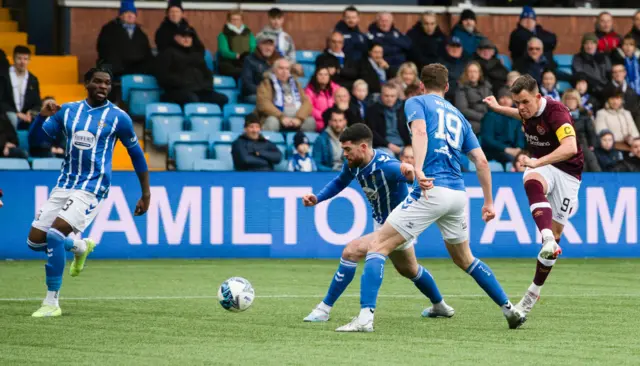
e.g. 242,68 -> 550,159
607,63 -> 640,124
451,9 -> 485,58
334,6 -> 368,62
473,38 -> 508,95
628,10 -> 640,47
509,6 -> 557,62
256,58 -> 315,132
595,11 -> 622,54
322,87 -> 363,128
315,32 -> 350,88
367,12 -> 411,76
437,36 -> 469,101
513,37 -> 559,85
572,33 -> 611,97
407,12 -> 446,70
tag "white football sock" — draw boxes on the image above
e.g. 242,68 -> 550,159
358,307 -> 375,324
500,301 -> 514,315
44,291 -> 59,307
528,283 -> 542,296
318,302 -> 332,313
70,239 -> 87,254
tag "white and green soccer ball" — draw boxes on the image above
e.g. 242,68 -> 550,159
217,277 -> 255,312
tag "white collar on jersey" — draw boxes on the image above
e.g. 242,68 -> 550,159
83,99 -> 111,111
534,96 -> 547,118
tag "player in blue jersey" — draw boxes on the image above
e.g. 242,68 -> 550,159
26,65 -> 151,317
302,123 -> 454,322
336,64 -> 526,332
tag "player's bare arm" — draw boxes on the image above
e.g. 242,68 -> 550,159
409,119 -> 435,193
483,96 -> 521,120
521,135 -> 578,169
467,148 -> 496,223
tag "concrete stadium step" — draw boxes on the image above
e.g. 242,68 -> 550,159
112,140 -> 149,171
28,56 -> 78,84
0,8 -> 11,21
0,20 -> 17,32
40,84 -> 86,104
0,31 -> 27,44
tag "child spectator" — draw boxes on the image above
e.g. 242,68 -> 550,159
288,131 -> 317,172
594,129 -> 624,172
574,73 -> 600,115
350,79 -> 370,120
540,69 -> 561,101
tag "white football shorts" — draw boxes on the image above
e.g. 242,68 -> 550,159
373,221 -> 416,251
32,188 -> 102,234
523,163 -> 581,226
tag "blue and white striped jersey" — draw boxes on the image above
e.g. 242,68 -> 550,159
404,94 -> 480,195
318,149 -> 410,225
42,100 -> 139,200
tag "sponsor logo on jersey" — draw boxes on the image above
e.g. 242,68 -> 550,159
362,187 -> 379,201
536,124 -> 547,135
434,145 -> 452,159
72,131 -> 97,150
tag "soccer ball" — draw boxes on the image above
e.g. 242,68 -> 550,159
217,277 -> 255,312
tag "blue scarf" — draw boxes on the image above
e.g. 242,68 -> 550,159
270,74 -> 301,111
122,23 -> 136,38
369,58 -> 386,83
580,93 -> 593,113
541,86 -> 560,101
625,55 -> 640,95
358,100 -> 365,118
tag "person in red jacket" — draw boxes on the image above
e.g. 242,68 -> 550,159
595,11 -> 622,54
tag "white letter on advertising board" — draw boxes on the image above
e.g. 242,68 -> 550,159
315,187 -> 367,245
147,186 -> 202,245
587,187 -> 637,244
480,187 -> 532,244
269,187 -> 313,245
210,187 -> 223,245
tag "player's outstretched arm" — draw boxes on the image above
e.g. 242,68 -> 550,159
467,148 -> 496,223
521,135 -> 578,169
483,96 -> 521,121
29,99 -> 62,145
312,165 -> 354,205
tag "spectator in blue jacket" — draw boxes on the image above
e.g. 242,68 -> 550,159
480,88 -> 525,165
240,32 -> 280,103
438,36 -> 469,101
313,109 -> 347,171
288,131 -> 317,172
508,6 -> 557,63
451,9 -> 485,58
334,6 -> 368,62
367,12 -> 411,76
232,114 -> 282,171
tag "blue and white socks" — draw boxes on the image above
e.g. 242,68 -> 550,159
358,252 -> 387,323
466,258 -> 509,307
320,258 -> 357,311
412,265 -> 443,304
44,229 -> 67,307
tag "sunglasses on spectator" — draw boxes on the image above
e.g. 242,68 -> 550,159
528,47 -> 542,51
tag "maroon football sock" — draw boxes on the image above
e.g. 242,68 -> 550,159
533,238 -> 560,286
524,179 -> 553,236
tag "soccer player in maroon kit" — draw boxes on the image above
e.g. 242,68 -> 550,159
484,74 -> 584,315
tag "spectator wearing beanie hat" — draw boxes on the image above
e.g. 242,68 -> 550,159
508,6 -> 557,62
288,131 -> 317,172
572,32 -> 611,97
155,0 -> 204,54
97,0 -> 154,79
451,9 -> 486,58
231,114 -> 283,171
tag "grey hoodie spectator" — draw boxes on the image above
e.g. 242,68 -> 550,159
407,12 -> 446,70
572,33 -> 612,97
508,6 -> 557,62
240,32 -> 280,103
454,61 -> 491,134
334,6 -> 368,62
232,114 -> 282,171
367,13 -> 411,76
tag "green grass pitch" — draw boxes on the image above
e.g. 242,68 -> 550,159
1,258 -> 639,365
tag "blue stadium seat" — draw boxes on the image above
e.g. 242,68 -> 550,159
168,131 -> 209,159
262,132 -> 285,144
505,162 -> 514,172
298,77 -> 310,88
301,63 -> 316,77
121,74 -> 159,103
210,131 -> 238,163
32,158 -> 64,171
213,75 -> 236,89
213,144 -> 233,166
190,116 -> 223,135
557,80 -> 572,94
145,103 -> 182,131
274,159 -> 289,172
276,144 -> 287,159
130,90 -> 161,118
489,161 -> 505,172
152,116 -> 184,147
554,54 -> 573,67
193,158 -> 234,171
184,103 -> 222,118
497,54 -> 512,71
122,74 -> 161,117
218,89 -> 239,105
223,103 -> 255,121
228,116 -> 245,133
175,144 -> 208,171
204,50 -> 215,72
0,158 -> 30,170
558,66 -> 572,76
296,50 -> 321,64
17,130 -> 29,152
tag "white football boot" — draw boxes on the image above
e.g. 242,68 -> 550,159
303,305 -> 330,322
421,301 -> 455,318
539,236 -> 562,260
335,317 -> 374,332
502,302 -> 527,329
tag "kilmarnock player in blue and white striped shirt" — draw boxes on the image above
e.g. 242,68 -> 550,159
336,64 -> 526,332
301,123 -> 453,323
26,65 -> 151,318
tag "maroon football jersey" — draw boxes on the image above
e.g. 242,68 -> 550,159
523,97 -> 584,180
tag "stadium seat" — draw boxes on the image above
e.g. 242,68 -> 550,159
505,162 -> 514,172
229,116 -> 245,133
213,144 -> 233,166
175,144 -> 208,171
145,103 -> 182,130
0,158 -> 30,170
276,144 -> 287,159
262,132 -> 285,144
296,50 -> 321,64
28,56 -> 78,85
0,21 -> 18,32
193,158 -> 234,171
130,90 -> 161,118
274,159 -> 289,172
297,77 -> 310,88
223,103 -> 255,122
301,63 -> 316,77
168,131 -> 209,159
286,131 -> 319,146
558,66 -> 572,76
190,116 -> 223,135
213,75 -> 236,89
488,161 -> 505,172
210,132 -> 238,163
497,54 -> 512,71
0,8 -> 11,21
557,80 -> 572,94
204,49 -> 215,72
554,54 -> 573,67
218,89 -> 239,105
184,103 -> 222,118
122,74 -> 160,103
32,158 -> 64,171
40,84 -> 86,105
152,116 -> 184,147
17,130 -> 29,152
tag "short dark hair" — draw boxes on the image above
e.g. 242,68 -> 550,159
623,34 -> 636,45
510,74 -> 539,94
420,63 -> 448,92
244,113 -> 260,127
368,42 -> 383,52
329,109 -> 346,121
13,45 -> 31,57
84,64 -> 114,83
343,6 -> 359,15
405,84 -> 421,98
339,123 -> 373,145
268,7 -> 283,18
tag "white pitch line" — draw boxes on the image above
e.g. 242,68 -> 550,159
0,293 -> 639,302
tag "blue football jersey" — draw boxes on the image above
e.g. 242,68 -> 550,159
330,150 -> 410,224
42,100 -> 139,200
404,94 -> 480,194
